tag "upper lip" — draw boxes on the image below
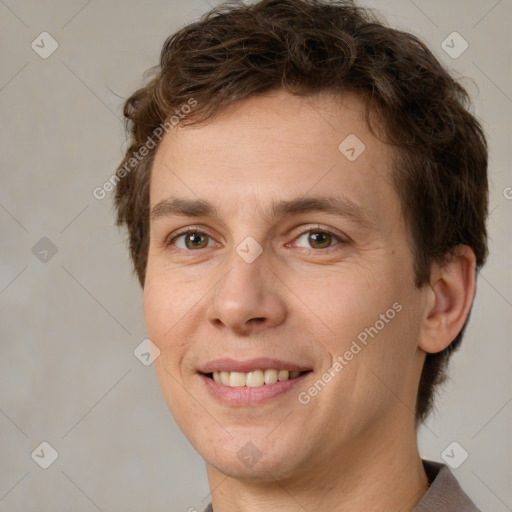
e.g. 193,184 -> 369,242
199,358 -> 313,374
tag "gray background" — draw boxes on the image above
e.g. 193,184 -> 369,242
1,0 -> 511,510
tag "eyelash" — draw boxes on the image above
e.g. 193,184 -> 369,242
166,225 -> 347,251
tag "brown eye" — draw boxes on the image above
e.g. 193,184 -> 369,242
170,230 -> 214,250
184,232 -> 209,249
293,229 -> 341,250
308,232 -> 333,249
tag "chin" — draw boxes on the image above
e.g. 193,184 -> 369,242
199,433 -> 311,482
208,454 -> 302,482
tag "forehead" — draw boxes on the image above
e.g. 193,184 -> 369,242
149,89 -> 400,231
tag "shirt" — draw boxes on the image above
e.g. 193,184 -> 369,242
202,460 -> 481,511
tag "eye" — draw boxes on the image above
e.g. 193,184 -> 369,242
291,228 -> 344,250
166,226 -> 346,252
168,228 -> 217,250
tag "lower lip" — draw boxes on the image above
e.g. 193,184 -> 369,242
199,372 -> 311,406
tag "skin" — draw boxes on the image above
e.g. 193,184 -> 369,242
143,89 -> 476,512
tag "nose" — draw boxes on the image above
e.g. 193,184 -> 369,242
207,250 -> 287,336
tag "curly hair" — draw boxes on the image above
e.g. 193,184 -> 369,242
114,0 -> 488,424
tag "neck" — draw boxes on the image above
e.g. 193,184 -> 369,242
205,415 -> 429,512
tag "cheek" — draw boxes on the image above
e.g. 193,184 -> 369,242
295,260 -> 418,393
347,295 -> 423,413
143,263 -> 192,333
142,273 -> 190,363
143,278 -> 193,421
289,264 -> 398,347
142,279 -> 166,344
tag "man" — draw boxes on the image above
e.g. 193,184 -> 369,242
114,1 -> 488,510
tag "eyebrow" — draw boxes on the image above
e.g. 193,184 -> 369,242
150,195 -> 377,229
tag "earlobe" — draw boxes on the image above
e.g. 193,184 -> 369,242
418,246 -> 477,354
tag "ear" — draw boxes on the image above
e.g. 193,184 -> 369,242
418,245 -> 476,354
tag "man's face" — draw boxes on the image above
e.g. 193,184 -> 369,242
143,90 -> 427,481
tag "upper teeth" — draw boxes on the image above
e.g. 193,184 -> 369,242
212,369 -> 301,387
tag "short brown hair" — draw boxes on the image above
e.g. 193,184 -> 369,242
114,0 -> 488,423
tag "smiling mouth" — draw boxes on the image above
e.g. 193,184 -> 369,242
206,369 -> 310,388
